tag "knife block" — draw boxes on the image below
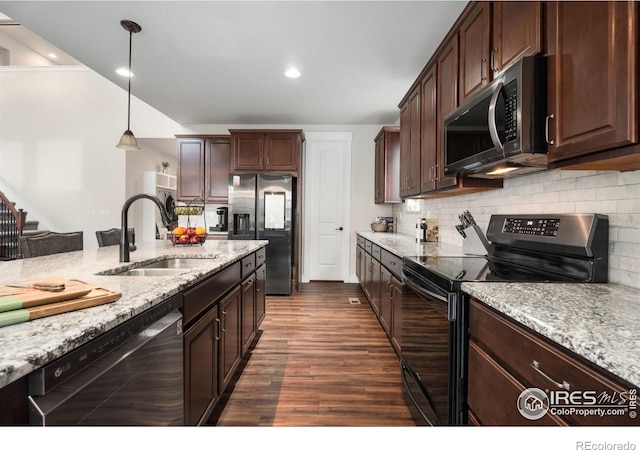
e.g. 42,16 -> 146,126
463,225 -> 490,256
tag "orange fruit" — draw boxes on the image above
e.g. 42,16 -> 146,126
195,226 -> 206,235
172,226 -> 186,236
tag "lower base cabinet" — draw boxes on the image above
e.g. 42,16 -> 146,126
183,250 -> 266,426
468,298 -> 638,426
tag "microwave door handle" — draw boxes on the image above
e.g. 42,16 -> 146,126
488,81 -> 505,154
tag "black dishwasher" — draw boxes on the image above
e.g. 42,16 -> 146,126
28,295 -> 184,426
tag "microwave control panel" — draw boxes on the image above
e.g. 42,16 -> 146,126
503,80 -> 518,142
502,217 -> 560,237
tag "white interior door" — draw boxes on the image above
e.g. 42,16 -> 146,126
302,132 -> 352,282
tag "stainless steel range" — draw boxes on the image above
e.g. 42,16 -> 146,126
399,213 -> 609,426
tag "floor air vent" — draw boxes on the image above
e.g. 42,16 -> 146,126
348,298 -> 361,305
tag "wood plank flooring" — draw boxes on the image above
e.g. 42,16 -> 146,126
208,282 -> 416,426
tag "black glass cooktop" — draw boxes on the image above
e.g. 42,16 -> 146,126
403,255 -> 581,286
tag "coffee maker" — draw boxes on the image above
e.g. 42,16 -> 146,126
215,207 -> 228,231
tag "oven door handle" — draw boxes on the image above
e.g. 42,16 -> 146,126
401,362 -> 441,426
402,267 -> 458,322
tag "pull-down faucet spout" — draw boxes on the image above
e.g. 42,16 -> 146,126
120,193 -> 172,262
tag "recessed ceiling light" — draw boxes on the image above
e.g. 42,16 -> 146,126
285,67 -> 301,79
47,53 -> 57,59
116,68 -> 133,77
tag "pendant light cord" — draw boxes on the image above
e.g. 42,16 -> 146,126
126,28 -> 132,131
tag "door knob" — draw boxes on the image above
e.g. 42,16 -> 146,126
335,227 -> 344,231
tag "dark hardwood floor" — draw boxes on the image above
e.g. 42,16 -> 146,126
208,282 -> 416,426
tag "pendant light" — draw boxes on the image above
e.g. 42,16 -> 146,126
116,20 -> 142,151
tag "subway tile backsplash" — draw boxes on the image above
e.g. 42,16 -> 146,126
392,168 -> 640,289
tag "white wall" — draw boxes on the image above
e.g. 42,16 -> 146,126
0,33 -> 54,66
0,66 -> 184,250
392,168 -> 640,289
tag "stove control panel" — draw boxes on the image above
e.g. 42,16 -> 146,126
502,217 -> 560,237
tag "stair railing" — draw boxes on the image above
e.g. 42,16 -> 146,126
0,191 -> 27,260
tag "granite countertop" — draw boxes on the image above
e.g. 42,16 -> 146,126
357,230 -> 640,388
0,239 -> 267,389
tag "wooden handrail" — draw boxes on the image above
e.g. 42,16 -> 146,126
0,191 -> 27,259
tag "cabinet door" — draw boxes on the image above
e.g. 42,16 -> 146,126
407,88 -> 421,196
491,1 -> 541,74
379,266 -> 392,336
241,274 -> 256,356
420,66 -> 438,193
183,304 -> 219,426
374,135 -> 385,204
231,134 -> 264,171
177,139 -> 205,201
219,286 -> 242,393
255,264 -> 266,327
390,275 -> 402,354
458,2 -> 491,103
363,251 -> 372,299
206,137 -> 230,203
399,100 -> 411,198
436,36 -> 459,190
265,134 -> 298,171
369,258 -> 381,315
356,245 -> 363,284
547,1 -> 637,162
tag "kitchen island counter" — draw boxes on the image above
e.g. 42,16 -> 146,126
0,239 -> 268,389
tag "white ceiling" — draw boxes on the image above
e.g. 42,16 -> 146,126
0,1 -> 468,126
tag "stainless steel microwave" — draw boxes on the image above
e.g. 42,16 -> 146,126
444,55 -> 547,179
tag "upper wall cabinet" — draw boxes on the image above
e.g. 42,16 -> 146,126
374,126 -> 402,204
229,130 -> 303,173
399,87 -> 421,197
176,136 -> 231,203
546,1 -> 639,170
459,2 -> 542,104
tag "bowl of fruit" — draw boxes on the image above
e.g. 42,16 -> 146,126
171,226 -> 207,246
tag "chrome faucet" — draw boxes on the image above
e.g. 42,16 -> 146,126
120,193 -> 172,262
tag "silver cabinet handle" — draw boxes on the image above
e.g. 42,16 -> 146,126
531,360 -> 570,390
215,318 -> 221,341
481,58 -> 487,81
545,114 -> 555,145
222,310 -> 227,332
490,48 -> 498,72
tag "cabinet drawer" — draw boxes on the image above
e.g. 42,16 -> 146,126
371,244 -> 381,261
468,341 -> 567,426
381,249 -> 402,279
364,240 -> 372,253
357,235 -> 365,248
183,262 -> 240,326
255,247 -> 266,267
241,253 -> 256,278
470,300 -> 637,425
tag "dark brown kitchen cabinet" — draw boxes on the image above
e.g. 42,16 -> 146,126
458,1 -> 492,103
435,35 -> 460,191
491,1 -> 542,74
177,139 -> 205,201
374,126 -> 401,204
229,130 -> 303,173
176,136 -> 230,203
399,86 -> 421,198
546,1 -> 639,170
184,304 -> 219,426
241,273 -> 256,355
468,298 -> 638,426
379,266 -> 394,337
356,244 -> 365,287
219,285 -> 242,395
255,264 -> 266,327
420,66 -> 438,193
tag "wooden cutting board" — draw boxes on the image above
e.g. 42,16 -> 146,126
0,278 -> 94,313
0,286 -> 122,328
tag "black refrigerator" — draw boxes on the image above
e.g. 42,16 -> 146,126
228,173 -> 295,295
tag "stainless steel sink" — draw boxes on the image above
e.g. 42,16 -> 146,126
97,258 -> 209,276
140,258 -> 205,269
116,268 -> 190,277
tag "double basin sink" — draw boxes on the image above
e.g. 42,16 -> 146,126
101,258 -> 208,276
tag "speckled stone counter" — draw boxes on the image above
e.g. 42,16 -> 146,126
357,230 -> 640,388
0,239 -> 267,389
356,231 -> 464,257
463,282 -> 640,388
